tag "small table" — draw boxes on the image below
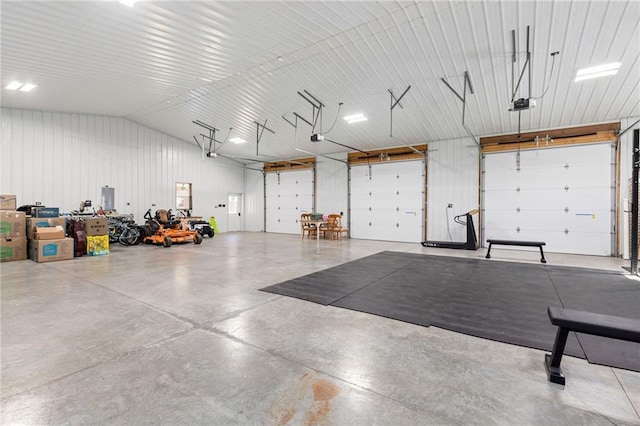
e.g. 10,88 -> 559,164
301,220 -> 326,240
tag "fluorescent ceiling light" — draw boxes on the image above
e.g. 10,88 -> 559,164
6,81 -> 23,90
344,113 -> 368,124
119,0 -> 137,7
575,62 -> 621,82
19,83 -> 37,92
230,137 -> 246,144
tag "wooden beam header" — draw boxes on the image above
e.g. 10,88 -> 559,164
263,157 -> 315,173
480,122 -> 620,153
348,144 -> 427,165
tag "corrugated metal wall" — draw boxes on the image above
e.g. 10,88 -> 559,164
0,107 -> 244,231
243,167 -> 265,232
619,116 -> 639,256
315,153 -> 349,222
426,137 -> 481,242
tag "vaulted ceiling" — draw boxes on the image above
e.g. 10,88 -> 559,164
2,1 -> 639,162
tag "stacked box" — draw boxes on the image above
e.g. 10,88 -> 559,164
0,236 -> 27,262
25,208 -> 76,263
84,218 -> 109,256
0,195 -> 17,211
0,210 -> 26,262
85,218 -> 109,236
0,211 -> 26,238
29,238 -> 74,263
33,226 -> 65,240
87,235 -> 109,256
33,207 -> 60,218
27,217 -> 67,239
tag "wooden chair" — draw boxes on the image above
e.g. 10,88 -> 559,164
322,214 -> 349,240
300,213 -> 317,239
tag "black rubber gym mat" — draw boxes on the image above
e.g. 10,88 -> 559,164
259,251 -> 415,305
261,251 -> 639,371
548,267 -> 640,371
332,254 -> 584,358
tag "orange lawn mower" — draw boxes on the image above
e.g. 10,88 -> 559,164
141,209 -> 203,247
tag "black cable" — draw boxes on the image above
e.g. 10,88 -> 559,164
321,103 -> 343,134
531,52 -> 559,100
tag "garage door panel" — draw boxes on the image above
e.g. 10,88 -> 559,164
484,227 -> 611,256
483,143 -> 613,256
350,161 -> 424,243
266,169 -> 314,234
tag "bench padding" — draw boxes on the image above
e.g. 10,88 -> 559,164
545,306 -> 640,385
548,306 -> 640,343
486,239 -> 545,247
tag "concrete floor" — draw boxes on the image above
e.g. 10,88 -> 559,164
1,232 -> 639,425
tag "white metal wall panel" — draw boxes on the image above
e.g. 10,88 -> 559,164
315,153 -> 349,224
618,116 -> 640,255
243,167 -> 265,232
426,137 -> 480,242
265,169 -> 313,234
0,108 -> 244,231
350,160 -> 424,243
483,143 -> 614,256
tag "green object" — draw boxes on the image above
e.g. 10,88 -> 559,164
0,222 -> 11,235
0,246 -> 13,259
209,217 -> 219,235
310,213 -> 324,221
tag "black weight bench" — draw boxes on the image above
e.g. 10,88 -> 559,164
485,239 -> 547,263
545,306 -> 640,385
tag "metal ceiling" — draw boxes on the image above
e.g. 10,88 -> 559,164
2,1 -> 639,162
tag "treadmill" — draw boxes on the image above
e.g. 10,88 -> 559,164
422,209 -> 478,250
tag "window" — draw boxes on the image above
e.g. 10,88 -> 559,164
228,193 -> 240,214
176,182 -> 192,211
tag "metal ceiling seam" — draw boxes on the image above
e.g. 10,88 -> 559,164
385,13 -> 436,142
409,3 -> 459,140
573,1 -> 610,125
428,2 -> 471,139
602,53 -> 640,121
593,1 -> 639,121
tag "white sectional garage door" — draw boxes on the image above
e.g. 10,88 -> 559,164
350,160 -> 424,243
265,169 -> 314,234
483,143 -> 614,256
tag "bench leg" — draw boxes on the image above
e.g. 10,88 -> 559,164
485,243 -> 492,259
545,327 -> 568,385
539,246 -> 547,264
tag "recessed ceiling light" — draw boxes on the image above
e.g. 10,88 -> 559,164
277,56 -> 284,62
230,137 -> 246,144
6,81 -> 23,90
344,113 -> 368,124
119,0 -> 137,7
575,62 -> 621,82
19,83 -> 37,92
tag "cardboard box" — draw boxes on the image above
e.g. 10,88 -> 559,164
0,236 -> 27,262
85,217 -> 109,236
87,234 -> 109,256
27,217 -> 67,240
0,211 -> 26,237
33,207 -> 60,218
33,225 -> 66,240
29,238 -> 74,263
0,195 -> 17,210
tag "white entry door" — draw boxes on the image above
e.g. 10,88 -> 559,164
483,143 -> 614,255
350,160 -> 425,243
228,193 -> 242,232
265,169 -> 314,234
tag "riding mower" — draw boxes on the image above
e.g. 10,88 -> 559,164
141,209 -> 203,247
178,210 -> 214,238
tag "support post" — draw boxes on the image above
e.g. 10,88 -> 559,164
545,327 -> 569,385
631,129 -> 639,275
